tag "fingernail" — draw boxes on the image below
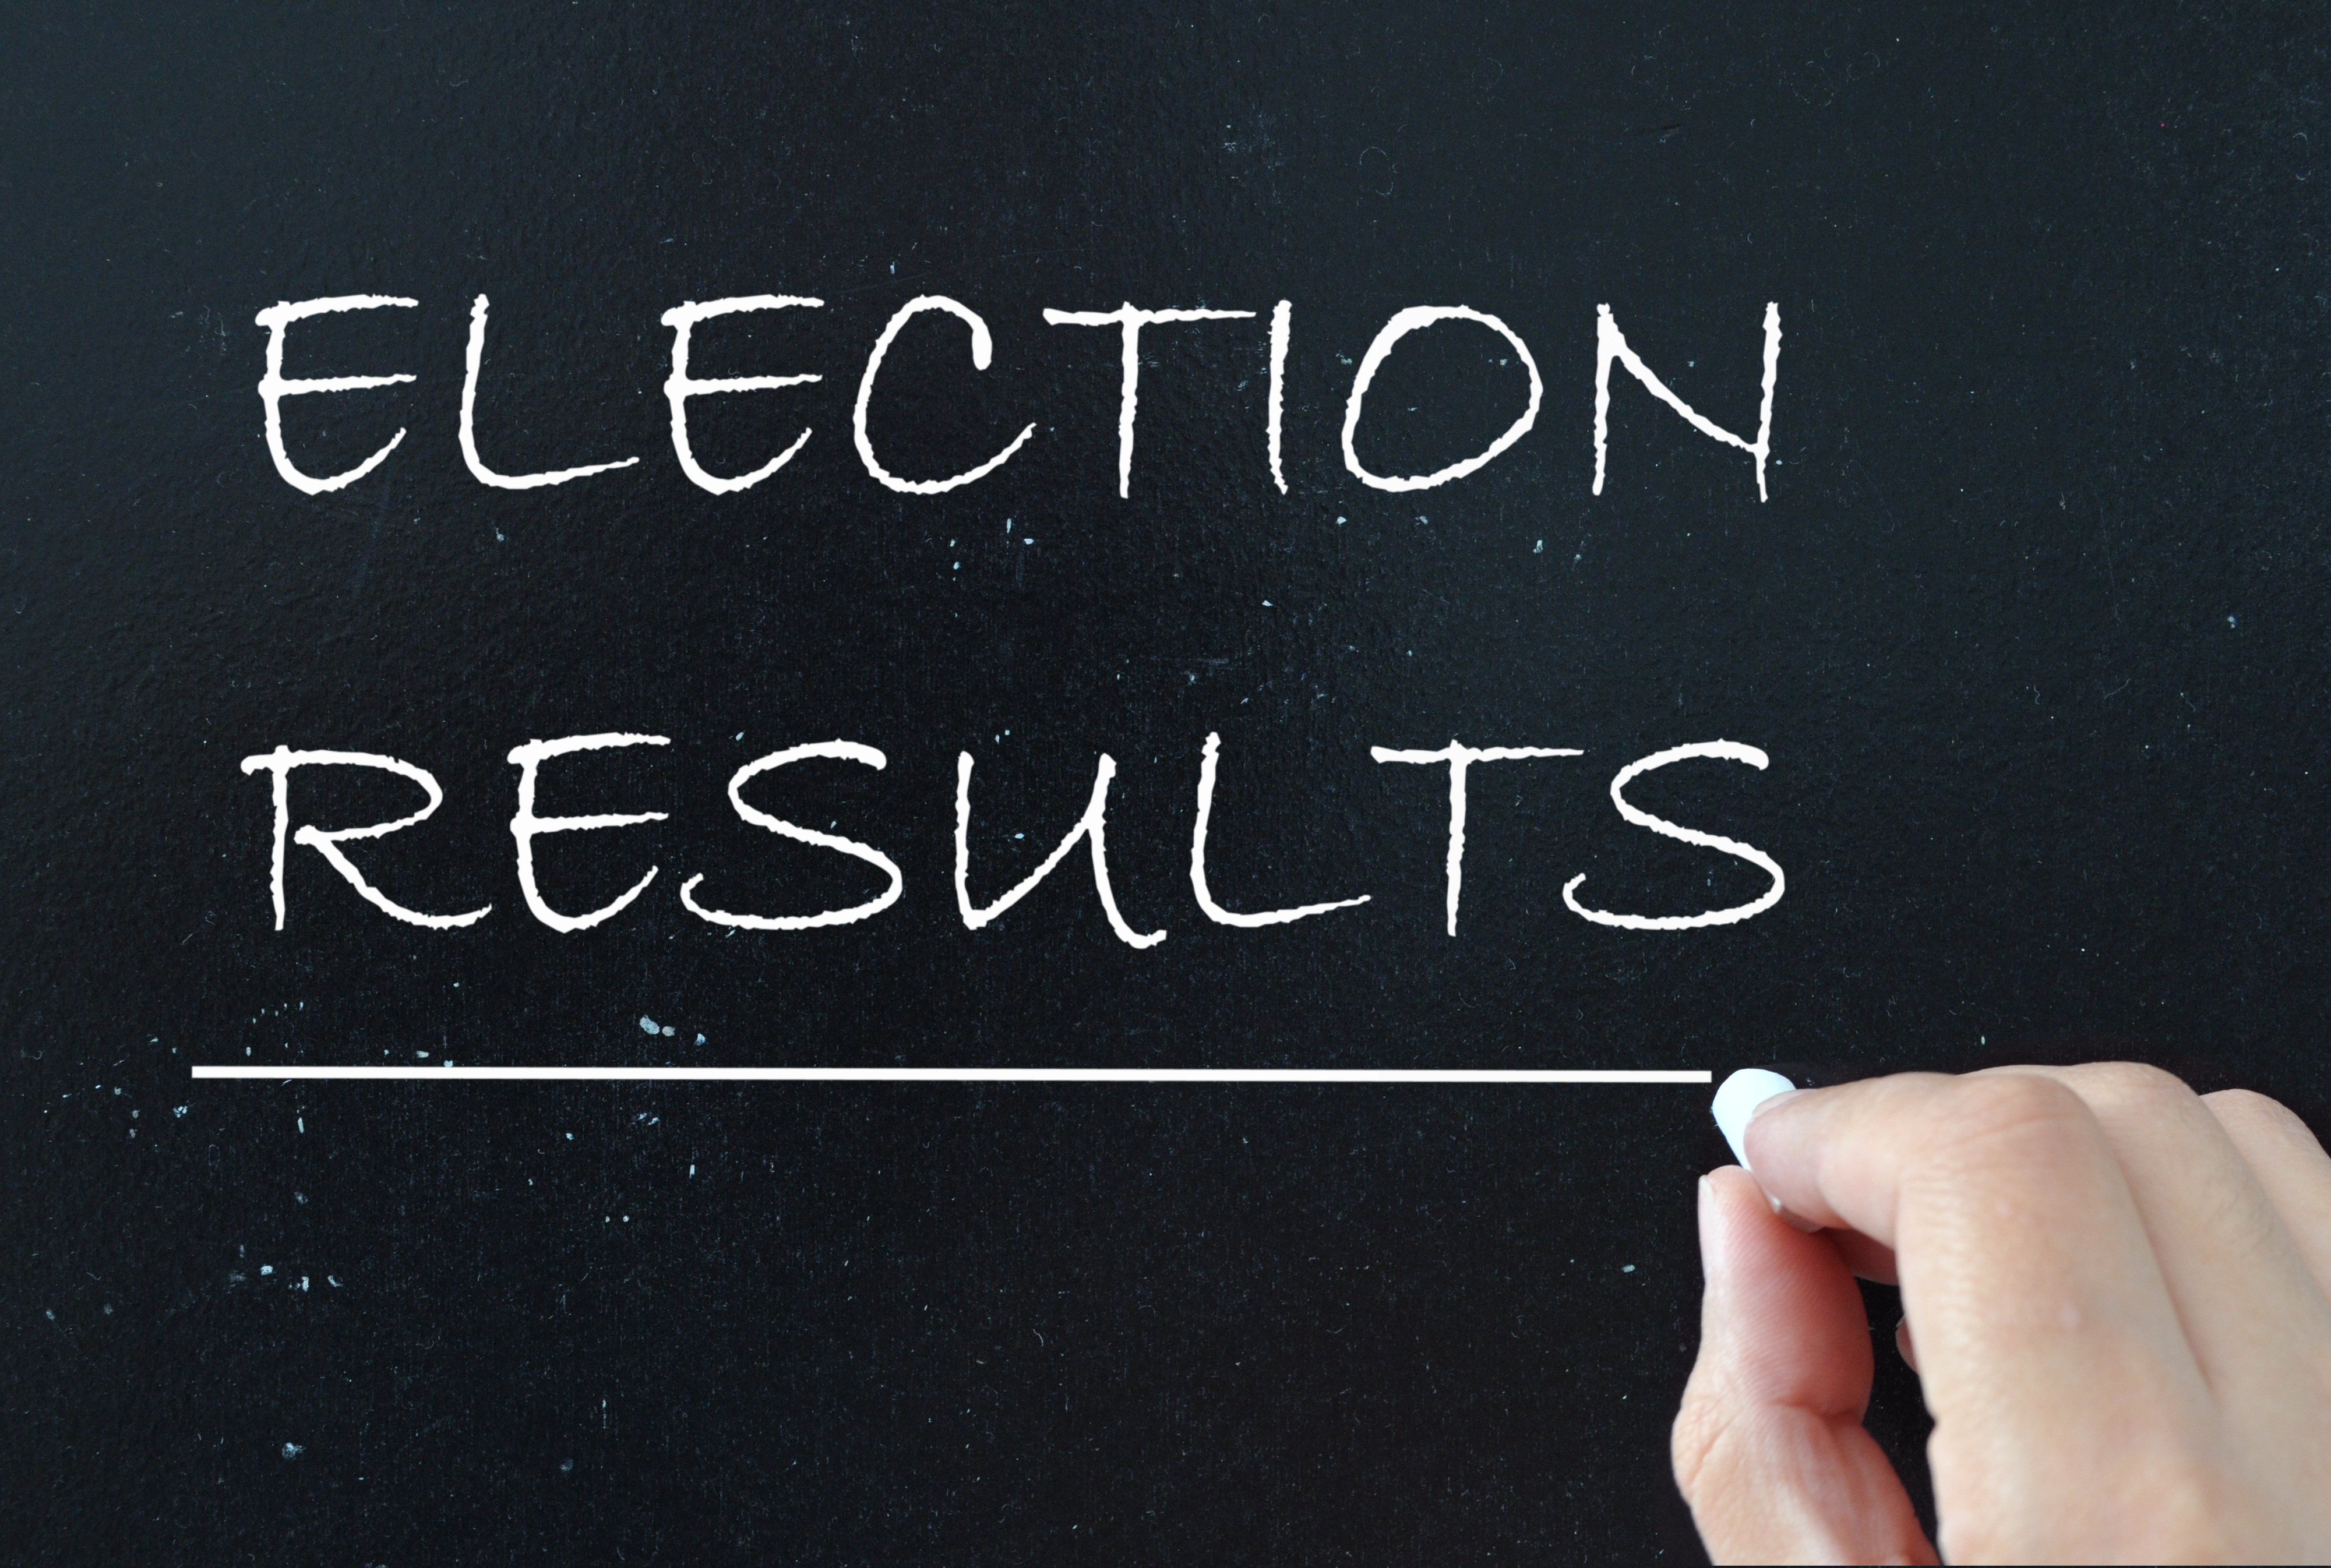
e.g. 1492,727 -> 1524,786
1711,1068 -> 1797,1170
1768,1192 -> 1823,1232
1694,1174 -> 1731,1299
1748,1087 -> 1817,1229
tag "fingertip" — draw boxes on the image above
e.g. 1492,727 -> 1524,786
1703,1161 -> 1761,1203
1704,1159 -> 1823,1235
1699,1164 -> 1769,1259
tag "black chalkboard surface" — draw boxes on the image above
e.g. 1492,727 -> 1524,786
9,5 -> 2330,1561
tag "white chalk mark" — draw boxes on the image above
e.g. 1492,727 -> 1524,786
660,295 -> 824,493
192,1065 -> 1711,1083
1041,303 -> 1257,496
461,295 -> 639,488
238,746 -> 491,929
1266,299 -> 1292,494
1341,306 -> 1543,492
680,741 -> 903,929
507,733 -> 671,932
1190,733 -> 1369,926
1563,741 -> 1787,929
253,295 -> 417,494
955,752 -> 1164,948
853,296 -> 1035,492
1592,302 -> 1782,501
1370,741 -> 1582,935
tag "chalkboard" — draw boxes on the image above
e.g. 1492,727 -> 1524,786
10,5 -> 2330,1561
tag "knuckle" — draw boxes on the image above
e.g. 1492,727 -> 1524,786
2204,1086 -> 2318,1147
1670,1352 -> 1769,1509
1910,1073 -> 2101,1182
2062,1060 -> 2200,1120
2203,1167 -> 2287,1263
1941,1071 -> 2093,1145
1668,1382 -> 1734,1501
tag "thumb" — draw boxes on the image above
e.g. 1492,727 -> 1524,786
1673,1166 -> 1937,1565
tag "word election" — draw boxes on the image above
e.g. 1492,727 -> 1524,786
254,292 -> 1785,502
239,732 -> 1787,942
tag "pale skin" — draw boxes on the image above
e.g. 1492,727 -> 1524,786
1673,1065 -> 2331,1564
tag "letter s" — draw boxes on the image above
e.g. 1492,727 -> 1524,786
1563,741 -> 1785,930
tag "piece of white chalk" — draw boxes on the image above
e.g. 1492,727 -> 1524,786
1711,1068 -> 1797,1170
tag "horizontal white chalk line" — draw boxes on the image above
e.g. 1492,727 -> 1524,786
189,1065 -> 1712,1085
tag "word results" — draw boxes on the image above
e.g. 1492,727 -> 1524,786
241,732 -> 1786,944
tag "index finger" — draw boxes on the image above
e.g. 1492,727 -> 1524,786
1745,1071 -> 2214,1559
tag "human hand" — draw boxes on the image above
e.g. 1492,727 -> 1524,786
1671,1065 -> 2331,1563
